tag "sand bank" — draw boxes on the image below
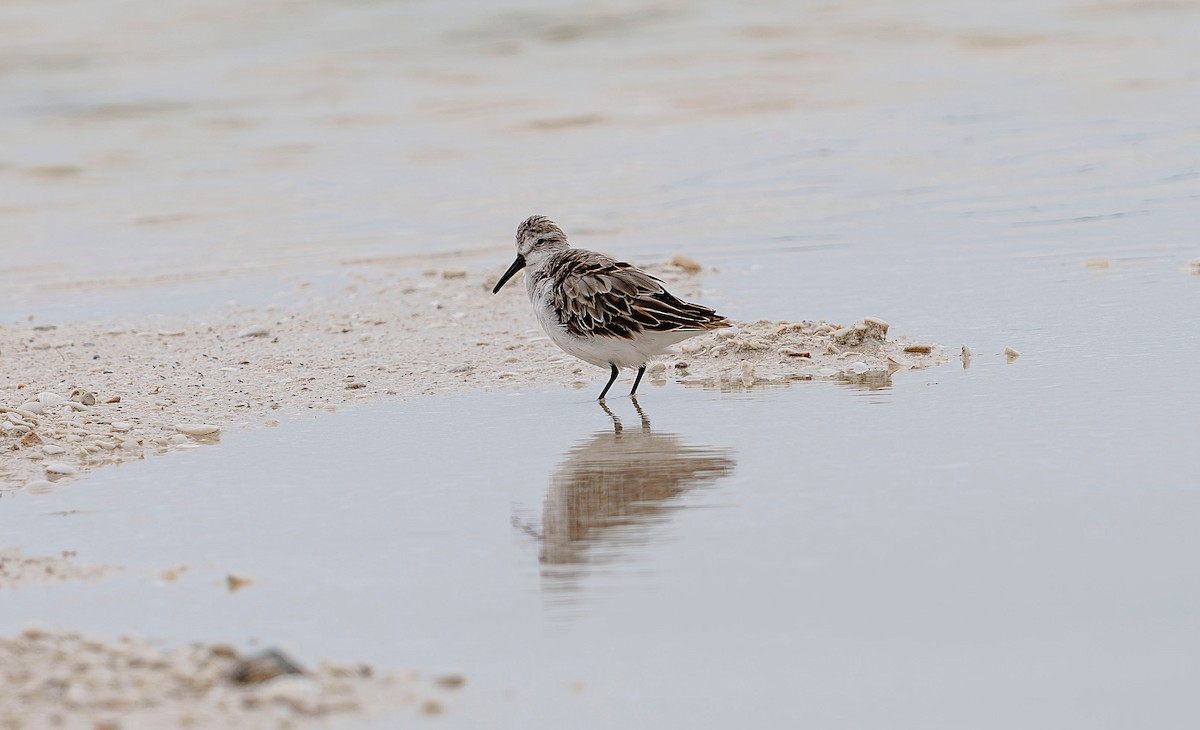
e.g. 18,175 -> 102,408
1,263 -> 952,490
0,626 -> 459,729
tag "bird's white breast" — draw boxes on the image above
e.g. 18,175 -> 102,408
524,267 -> 702,370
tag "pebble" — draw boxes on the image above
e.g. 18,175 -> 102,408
647,361 -> 666,375
903,344 -> 932,354
227,573 -> 255,592
1005,346 -> 1021,362
44,462 -> 77,475
175,424 -> 221,436
447,363 -> 472,373
441,268 -> 468,279
230,649 -> 305,685
42,445 -> 66,455
111,421 -> 132,432
237,325 -> 270,338
435,674 -> 466,690
18,401 -> 43,414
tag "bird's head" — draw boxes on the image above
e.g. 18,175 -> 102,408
493,215 -> 570,294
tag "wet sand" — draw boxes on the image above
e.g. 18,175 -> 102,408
1,264 -> 949,490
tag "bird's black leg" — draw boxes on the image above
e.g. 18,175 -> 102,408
630,365 -> 647,396
598,363 -> 620,400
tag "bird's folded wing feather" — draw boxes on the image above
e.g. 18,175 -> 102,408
550,254 -> 728,339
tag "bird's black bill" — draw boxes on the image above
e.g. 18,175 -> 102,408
492,254 -> 526,294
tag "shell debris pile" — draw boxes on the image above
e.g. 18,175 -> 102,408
666,317 -> 950,391
0,626 -> 462,729
0,548 -> 116,589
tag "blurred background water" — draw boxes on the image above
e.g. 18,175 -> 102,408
2,0 -> 1197,321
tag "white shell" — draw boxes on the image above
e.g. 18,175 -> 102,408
37,392 -> 67,407
175,424 -> 220,436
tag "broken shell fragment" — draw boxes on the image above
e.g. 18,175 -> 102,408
69,389 -> 97,406
237,325 -> 270,338
175,424 -> 221,436
669,253 -> 703,274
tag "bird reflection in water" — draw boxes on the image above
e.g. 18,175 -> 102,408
525,398 -> 735,600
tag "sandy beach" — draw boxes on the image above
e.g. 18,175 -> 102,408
1,263 -> 950,491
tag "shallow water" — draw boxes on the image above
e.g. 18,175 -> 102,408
4,313 -> 1199,727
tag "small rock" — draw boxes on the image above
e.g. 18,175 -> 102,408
1005,346 -> 1021,362
345,382 -> 366,390
441,268 -> 467,279
237,325 -> 270,338
863,317 -> 890,336
106,395 -> 121,403
229,649 -> 305,685
903,344 -> 932,354
111,421 -> 132,432
158,329 -> 186,337
670,254 -> 702,274
18,401 -> 43,414
647,362 -> 666,375
42,445 -> 66,455
44,462 -> 77,475
448,364 -> 472,373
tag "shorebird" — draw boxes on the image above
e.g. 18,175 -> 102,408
492,215 -> 730,399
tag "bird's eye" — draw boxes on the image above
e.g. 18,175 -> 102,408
535,238 -> 547,246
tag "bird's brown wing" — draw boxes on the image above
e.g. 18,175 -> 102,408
547,251 -> 729,340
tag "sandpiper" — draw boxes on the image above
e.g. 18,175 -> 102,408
492,215 -> 730,399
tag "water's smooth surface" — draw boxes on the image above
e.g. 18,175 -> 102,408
4,278 -> 1198,727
